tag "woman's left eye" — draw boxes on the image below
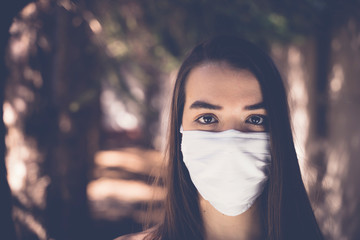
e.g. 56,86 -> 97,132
246,115 -> 267,125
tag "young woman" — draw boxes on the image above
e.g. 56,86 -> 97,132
116,36 -> 323,240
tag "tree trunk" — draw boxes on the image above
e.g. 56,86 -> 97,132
4,1 -> 100,239
0,1 -> 34,239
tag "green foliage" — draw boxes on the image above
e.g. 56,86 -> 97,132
91,0 -> 360,78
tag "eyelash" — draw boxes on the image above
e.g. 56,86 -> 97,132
245,114 -> 268,126
195,114 -> 268,126
195,114 -> 218,125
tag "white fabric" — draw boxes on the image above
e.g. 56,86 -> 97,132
180,127 -> 271,216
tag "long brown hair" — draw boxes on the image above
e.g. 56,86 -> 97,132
147,36 -> 323,240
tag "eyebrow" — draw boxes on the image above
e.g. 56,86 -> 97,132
189,100 -> 265,110
244,102 -> 265,110
189,101 -> 222,110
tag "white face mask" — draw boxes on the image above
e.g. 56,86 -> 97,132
180,127 -> 271,216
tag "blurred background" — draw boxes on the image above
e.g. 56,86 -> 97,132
0,0 -> 359,240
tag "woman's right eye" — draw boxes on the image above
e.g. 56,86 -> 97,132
195,115 -> 218,124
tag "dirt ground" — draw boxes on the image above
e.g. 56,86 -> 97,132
87,148 -> 165,240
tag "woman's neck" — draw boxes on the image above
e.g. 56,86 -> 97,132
199,195 -> 264,240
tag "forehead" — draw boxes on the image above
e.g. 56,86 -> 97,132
184,63 -> 263,106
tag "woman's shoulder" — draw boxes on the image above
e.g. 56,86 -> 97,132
114,231 -> 150,240
114,226 -> 158,240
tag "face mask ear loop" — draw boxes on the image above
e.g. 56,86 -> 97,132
180,125 -> 184,133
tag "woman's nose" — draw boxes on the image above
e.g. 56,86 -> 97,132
222,117 -> 246,132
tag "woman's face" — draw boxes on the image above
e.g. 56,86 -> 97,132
182,62 -> 267,132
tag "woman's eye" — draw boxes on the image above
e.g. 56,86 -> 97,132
246,115 -> 267,125
196,115 -> 218,124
